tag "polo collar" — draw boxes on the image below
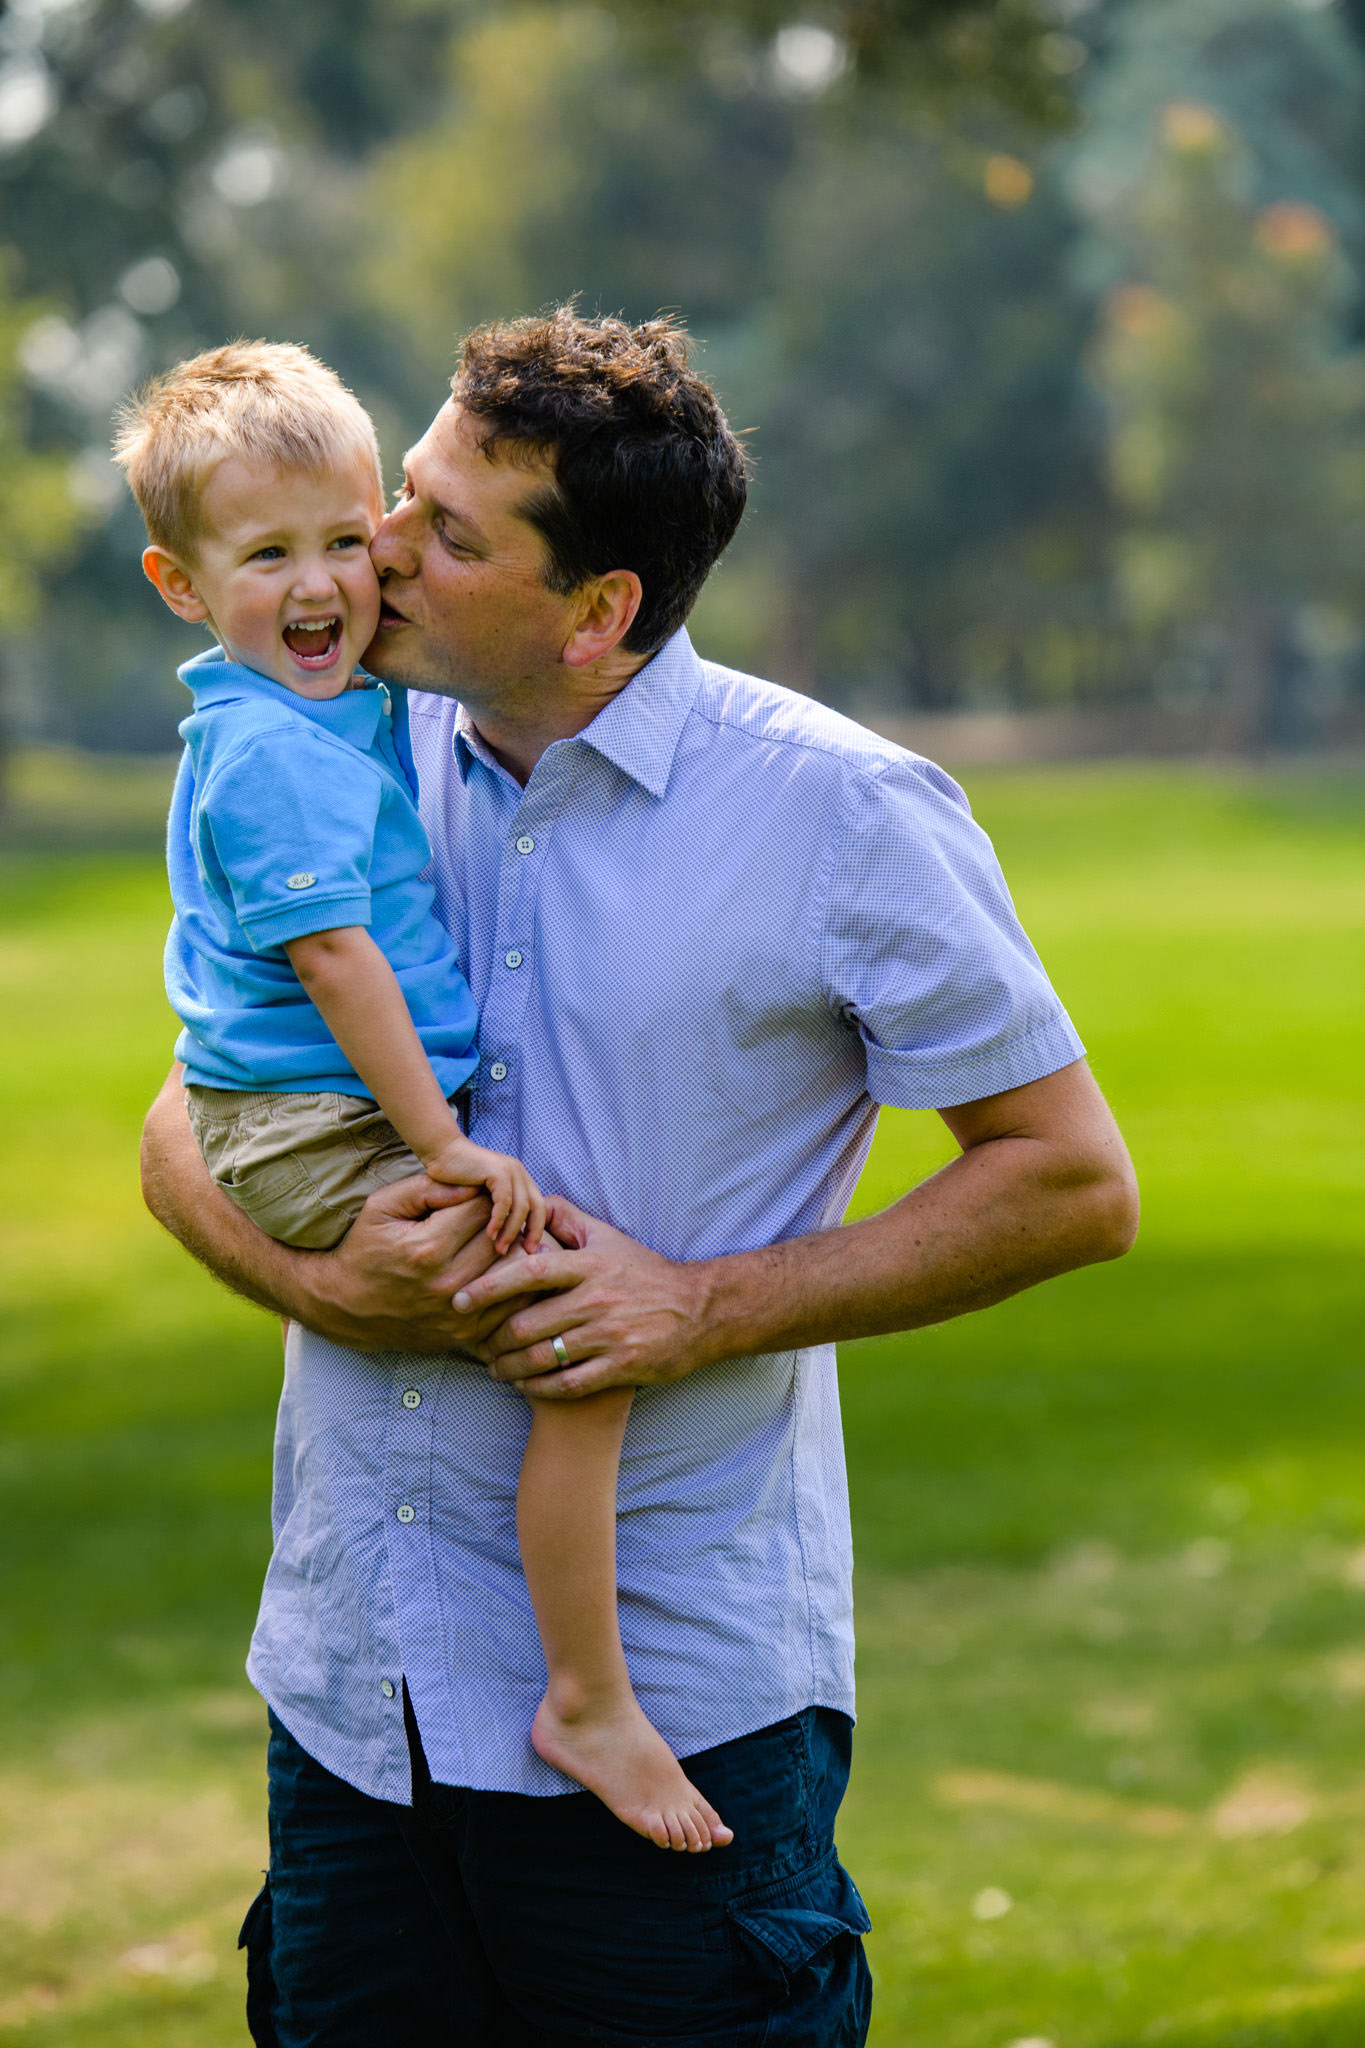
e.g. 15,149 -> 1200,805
178,645 -> 391,745
451,627 -> 705,798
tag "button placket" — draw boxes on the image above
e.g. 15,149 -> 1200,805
471,749 -> 581,1135
380,1361 -> 451,1773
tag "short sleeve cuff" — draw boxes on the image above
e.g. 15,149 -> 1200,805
239,890 -> 373,952
865,1012 -> 1086,1111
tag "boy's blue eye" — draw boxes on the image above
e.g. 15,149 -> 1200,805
252,545 -> 285,561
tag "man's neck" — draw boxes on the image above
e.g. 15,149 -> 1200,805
464,654 -> 649,786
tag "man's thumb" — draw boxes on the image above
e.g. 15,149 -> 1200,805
374,1172 -> 478,1220
544,1194 -> 590,1250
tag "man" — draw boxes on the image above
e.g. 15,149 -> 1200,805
143,307 -> 1139,2046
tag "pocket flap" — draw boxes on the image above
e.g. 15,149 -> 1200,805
238,1876 -> 271,1952
728,1856 -> 872,1985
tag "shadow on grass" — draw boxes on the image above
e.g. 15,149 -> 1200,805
841,1245 -> 1365,1574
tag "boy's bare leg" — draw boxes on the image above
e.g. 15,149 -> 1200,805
520,1388 -> 733,1853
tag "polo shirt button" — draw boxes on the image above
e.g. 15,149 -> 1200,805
401,1388 -> 421,1409
489,1061 -> 508,1082
396,1504 -> 416,1523
515,834 -> 535,855
504,949 -> 523,970
380,1679 -> 395,1699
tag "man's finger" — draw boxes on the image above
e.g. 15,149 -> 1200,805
453,1247 -> 580,1313
514,1359 -> 618,1400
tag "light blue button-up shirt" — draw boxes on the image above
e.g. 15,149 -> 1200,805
248,629 -> 1084,1802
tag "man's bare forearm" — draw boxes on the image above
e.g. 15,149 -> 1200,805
469,1058 -> 1140,1396
141,1065 -> 308,1317
141,1065 -> 515,1352
691,1107 -> 1137,1369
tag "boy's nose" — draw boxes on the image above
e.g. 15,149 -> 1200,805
291,558 -> 339,599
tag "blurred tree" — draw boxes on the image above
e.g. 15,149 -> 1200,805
0,256 -> 86,808
712,115 -> 1104,709
355,4 -> 1098,710
0,0 -> 471,750
358,7 -> 796,372
1092,100 -> 1365,748
1069,0 -> 1365,303
3,0 -> 1363,751
0,0 -> 1077,750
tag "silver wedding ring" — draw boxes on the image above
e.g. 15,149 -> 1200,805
551,1335 -> 571,1368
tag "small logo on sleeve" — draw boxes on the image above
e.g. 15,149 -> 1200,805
286,873 -> 317,890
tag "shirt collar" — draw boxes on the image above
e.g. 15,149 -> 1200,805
179,645 -> 390,744
451,627 -> 705,798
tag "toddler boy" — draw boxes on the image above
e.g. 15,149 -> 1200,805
114,341 -> 730,1853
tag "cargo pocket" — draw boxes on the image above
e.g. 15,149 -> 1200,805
238,1877 -> 280,2047
727,1853 -> 872,1996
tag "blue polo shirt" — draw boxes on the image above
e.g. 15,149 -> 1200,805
165,646 -> 480,1098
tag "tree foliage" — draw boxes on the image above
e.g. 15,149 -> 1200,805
0,0 -> 1362,749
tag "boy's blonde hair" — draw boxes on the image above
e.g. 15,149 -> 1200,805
113,340 -> 382,560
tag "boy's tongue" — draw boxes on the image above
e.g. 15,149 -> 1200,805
283,618 -> 339,662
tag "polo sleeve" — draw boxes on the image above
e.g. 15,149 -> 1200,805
822,757 -> 1085,1109
199,725 -> 383,952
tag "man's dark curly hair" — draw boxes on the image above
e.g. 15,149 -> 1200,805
452,307 -> 748,658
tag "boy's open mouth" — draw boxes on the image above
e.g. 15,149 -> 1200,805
282,616 -> 342,667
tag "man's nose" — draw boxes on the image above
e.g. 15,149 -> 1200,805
370,501 -> 418,580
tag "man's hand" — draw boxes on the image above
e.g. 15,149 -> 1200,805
141,1064 -> 536,1353
456,1197 -> 711,1398
455,1059 -> 1138,1399
304,1172 -> 520,1354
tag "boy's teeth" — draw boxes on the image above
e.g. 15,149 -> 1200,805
283,617 -> 339,655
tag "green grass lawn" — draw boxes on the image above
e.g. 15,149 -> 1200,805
1,762 -> 1362,2046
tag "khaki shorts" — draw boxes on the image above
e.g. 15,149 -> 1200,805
184,1085 -> 440,1250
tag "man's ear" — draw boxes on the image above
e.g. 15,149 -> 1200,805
142,545 -> 211,625
561,570 -> 643,671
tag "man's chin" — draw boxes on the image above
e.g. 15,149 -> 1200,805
362,626 -> 416,686
363,627 -> 462,699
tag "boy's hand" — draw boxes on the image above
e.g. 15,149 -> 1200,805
454,1197 -> 714,1398
423,1135 -> 547,1257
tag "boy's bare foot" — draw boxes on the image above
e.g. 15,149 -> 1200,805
531,1687 -> 734,1852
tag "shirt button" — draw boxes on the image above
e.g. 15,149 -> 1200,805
396,1504 -> 416,1524
380,1679 -> 396,1699
488,1060 -> 508,1082
401,1388 -> 421,1409
515,834 -> 535,855
504,949 -> 523,970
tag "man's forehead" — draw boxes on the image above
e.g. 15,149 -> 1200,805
411,404 -> 552,480
403,405 -> 555,530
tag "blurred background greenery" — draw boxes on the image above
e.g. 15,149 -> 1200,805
1,0 -> 1364,759
1,2 -> 1364,2045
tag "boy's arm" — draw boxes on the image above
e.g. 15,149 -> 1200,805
284,925 -> 544,1252
284,925 -> 467,1163
140,1064 -> 515,1352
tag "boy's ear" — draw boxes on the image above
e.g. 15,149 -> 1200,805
142,545 -> 210,624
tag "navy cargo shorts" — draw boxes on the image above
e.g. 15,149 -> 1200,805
242,1699 -> 872,2045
